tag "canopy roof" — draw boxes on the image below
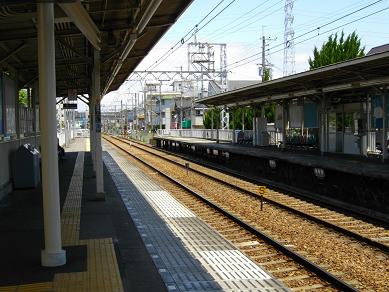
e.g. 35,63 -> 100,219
0,0 -> 192,97
197,51 -> 389,106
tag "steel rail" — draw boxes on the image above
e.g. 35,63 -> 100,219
105,135 -> 358,291
110,135 -> 389,254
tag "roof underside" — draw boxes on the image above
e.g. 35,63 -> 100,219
0,0 -> 192,97
198,51 -> 389,106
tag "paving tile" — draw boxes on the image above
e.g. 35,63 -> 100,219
103,141 -> 289,291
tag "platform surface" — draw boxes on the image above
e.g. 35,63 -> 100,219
155,136 -> 389,179
0,138 -> 166,292
103,140 -> 289,291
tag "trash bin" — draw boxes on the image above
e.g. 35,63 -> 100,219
11,144 -> 41,189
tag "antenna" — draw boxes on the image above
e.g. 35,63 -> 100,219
283,0 -> 295,76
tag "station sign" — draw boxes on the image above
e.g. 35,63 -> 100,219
63,103 -> 77,109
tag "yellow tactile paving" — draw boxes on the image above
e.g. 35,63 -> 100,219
0,148 -> 123,292
61,152 -> 84,246
0,282 -> 53,292
85,139 -> 90,152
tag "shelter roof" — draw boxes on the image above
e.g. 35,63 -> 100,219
197,51 -> 389,106
0,1 -> 192,97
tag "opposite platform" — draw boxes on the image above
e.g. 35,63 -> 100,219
103,140 -> 289,291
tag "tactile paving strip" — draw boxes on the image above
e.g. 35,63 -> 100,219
103,141 -> 289,291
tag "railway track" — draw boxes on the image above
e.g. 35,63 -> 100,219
104,135 -> 389,291
111,135 -> 389,254
104,137 -> 357,291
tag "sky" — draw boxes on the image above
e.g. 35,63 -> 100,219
100,0 -> 389,109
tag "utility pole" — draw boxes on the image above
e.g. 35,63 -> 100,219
262,35 -> 266,82
143,87 -> 147,133
120,100 -> 123,135
180,90 -> 183,129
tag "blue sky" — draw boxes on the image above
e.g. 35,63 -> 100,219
102,0 -> 389,107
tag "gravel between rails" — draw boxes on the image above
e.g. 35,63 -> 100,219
122,137 -> 389,243
106,137 -> 389,291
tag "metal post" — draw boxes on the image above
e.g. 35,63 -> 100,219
252,106 -> 256,146
93,48 -> 105,197
281,101 -> 287,149
231,108 -> 235,143
261,35 -> 266,82
242,108 -> 245,131
382,88 -> 387,162
64,108 -> 68,147
180,91 -> 183,129
211,109 -> 214,139
320,95 -> 326,155
159,83 -> 162,130
120,100 -> 123,135
38,2 -> 66,267
90,96 -> 96,171
143,88 -> 147,133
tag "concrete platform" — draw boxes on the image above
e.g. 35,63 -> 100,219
155,136 -> 389,179
103,140 -> 289,291
0,138 -> 165,292
154,136 -> 389,219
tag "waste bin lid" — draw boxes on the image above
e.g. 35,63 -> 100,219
23,143 -> 40,155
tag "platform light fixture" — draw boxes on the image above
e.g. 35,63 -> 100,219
314,168 -> 325,179
269,159 -> 277,169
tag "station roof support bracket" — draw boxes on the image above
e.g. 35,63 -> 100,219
58,1 -> 101,50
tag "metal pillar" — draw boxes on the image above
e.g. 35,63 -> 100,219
90,96 -> 96,171
383,89 -> 387,162
211,109 -> 214,139
93,48 -> 105,196
231,108 -> 235,143
320,95 -> 326,155
38,2 -> 66,267
281,101 -> 288,149
143,88 -> 147,133
252,106 -> 256,146
159,83 -> 162,130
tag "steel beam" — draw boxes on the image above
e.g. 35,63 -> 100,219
59,0 -> 101,50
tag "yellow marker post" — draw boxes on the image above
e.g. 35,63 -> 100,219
258,186 -> 267,211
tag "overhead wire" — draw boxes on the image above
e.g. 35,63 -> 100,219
129,0 -> 236,78
225,0 -> 387,70
227,5 -> 389,72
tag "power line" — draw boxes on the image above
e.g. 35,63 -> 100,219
227,5 -> 389,72
206,0 -> 283,40
136,0 -> 236,74
225,0 -> 386,69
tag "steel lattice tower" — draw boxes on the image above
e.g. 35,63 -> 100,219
283,0 -> 295,76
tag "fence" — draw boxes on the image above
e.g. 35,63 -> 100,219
156,129 -> 253,143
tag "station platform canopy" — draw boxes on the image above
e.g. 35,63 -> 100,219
0,0 -> 192,97
197,51 -> 389,106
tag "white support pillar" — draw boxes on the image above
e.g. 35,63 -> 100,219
38,3 -> 66,267
64,109 -> 68,147
90,97 -> 96,171
93,48 -> 105,196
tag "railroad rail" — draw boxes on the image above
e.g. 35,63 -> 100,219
109,135 -> 389,254
104,135 -> 359,291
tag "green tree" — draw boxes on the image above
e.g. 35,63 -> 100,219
308,31 -> 365,69
19,88 -> 29,107
263,68 -> 271,82
229,107 -> 253,130
203,107 -> 221,129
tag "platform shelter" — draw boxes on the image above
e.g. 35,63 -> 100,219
0,0 -> 192,268
196,52 -> 389,161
